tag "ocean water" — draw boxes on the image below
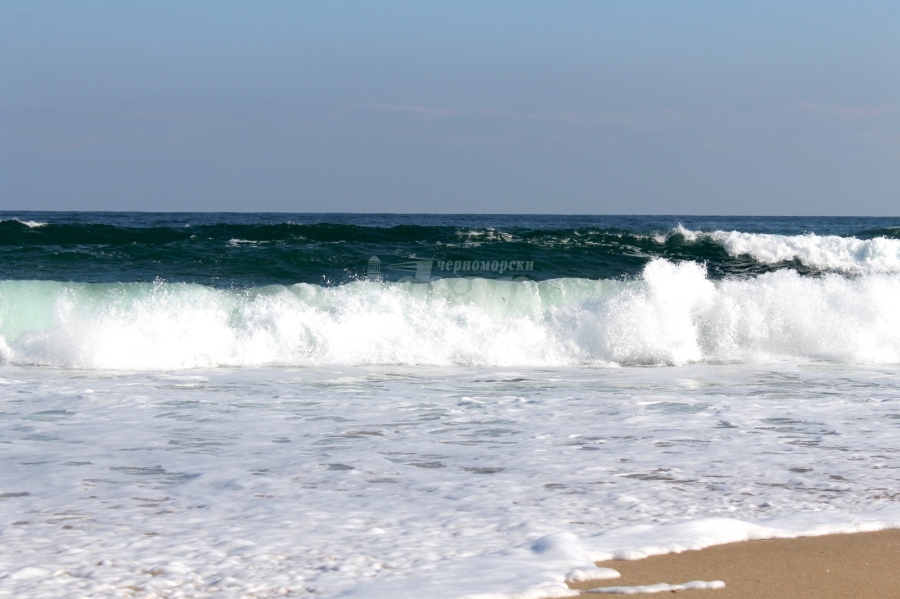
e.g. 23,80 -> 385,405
1,212 -> 900,597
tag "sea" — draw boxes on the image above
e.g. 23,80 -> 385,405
1,212 -> 900,598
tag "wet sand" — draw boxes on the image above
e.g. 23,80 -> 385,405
564,529 -> 900,598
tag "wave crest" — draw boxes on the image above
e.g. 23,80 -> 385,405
674,225 -> 900,274
1,260 -> 898,369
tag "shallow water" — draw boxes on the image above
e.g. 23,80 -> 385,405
3,363 -> 900,597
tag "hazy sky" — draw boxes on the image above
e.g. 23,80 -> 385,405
2,1 -> 899,214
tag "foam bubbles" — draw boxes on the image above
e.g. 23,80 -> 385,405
589,580 -> 725,594
2,261 -> 899,369
0,218 -> 46,228
675,225 -> 900,274
4,363 -> 900,598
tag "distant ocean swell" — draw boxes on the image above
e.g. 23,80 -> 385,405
3,217 -> 900,285
2,259 -> 898,369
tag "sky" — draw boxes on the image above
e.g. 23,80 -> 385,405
1,1 -> 899,214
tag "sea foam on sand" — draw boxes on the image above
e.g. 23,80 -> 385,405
4,361 -> 897,598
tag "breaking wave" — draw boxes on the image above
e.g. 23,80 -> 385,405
1,259 -> 898,369
673,225 -> 900,274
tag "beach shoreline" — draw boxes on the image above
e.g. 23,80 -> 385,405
562,529 -> 900,597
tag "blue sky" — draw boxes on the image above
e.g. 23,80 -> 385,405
2,1 -> 898,214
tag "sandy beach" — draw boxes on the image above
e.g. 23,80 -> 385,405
564,530 -> 900,598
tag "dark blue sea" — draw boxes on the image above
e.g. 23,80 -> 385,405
2,212 -> 899,285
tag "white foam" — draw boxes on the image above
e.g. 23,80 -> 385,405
588,580 -> 725,594
566,568 -> 620,582
457,228 -> 518,244
3,362 -> 900,598
0,218 -> 46,228
1,260 -> 899,369
674,225 -> 900,274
